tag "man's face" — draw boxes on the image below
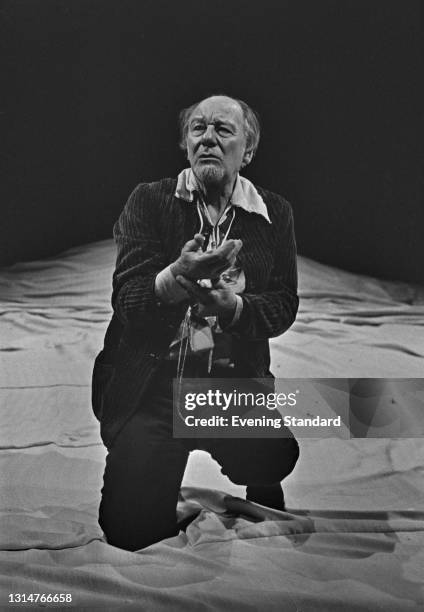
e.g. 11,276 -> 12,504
186,96 -> 250,190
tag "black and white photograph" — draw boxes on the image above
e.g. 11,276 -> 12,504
1,1 -> 423,610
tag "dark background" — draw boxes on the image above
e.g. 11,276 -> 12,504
2,0 -> 423,283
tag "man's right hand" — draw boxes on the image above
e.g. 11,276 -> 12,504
170,233 -> 242,281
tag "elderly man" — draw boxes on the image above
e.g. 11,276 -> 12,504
93,95 -> 299,551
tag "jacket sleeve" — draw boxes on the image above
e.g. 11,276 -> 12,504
231,200 -> 299,340
111,183 -> 187,330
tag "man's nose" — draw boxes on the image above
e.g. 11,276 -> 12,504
201,124 -> 217,145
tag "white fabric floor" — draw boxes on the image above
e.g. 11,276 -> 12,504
0,240 -> 423,610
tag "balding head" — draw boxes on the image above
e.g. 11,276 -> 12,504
181,95 -> 260,192
179,94 -> 261,160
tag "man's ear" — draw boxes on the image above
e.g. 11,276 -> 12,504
241,149 -> 254,169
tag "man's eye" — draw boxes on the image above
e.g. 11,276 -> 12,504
191,124 -> 205,132
218,127 -> 232,135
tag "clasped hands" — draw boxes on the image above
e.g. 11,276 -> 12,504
170,233 -> 242,319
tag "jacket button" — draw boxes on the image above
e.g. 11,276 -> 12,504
149,352 -> 159,360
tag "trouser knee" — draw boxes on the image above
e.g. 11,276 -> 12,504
99,496 -> 178,551
225,437 -> 300,486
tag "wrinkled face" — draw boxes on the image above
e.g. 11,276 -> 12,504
186,96 -> 252,190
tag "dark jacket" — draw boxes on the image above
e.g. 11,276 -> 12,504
92,178 -> 298,447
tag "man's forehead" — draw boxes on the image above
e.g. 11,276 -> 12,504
190,96 -> 244,124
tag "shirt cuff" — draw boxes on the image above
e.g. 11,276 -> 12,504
155,265 -> 190,304
225,294 -> 244,328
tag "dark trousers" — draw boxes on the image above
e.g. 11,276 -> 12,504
99,364 -> 299,551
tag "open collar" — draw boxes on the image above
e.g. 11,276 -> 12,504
175,168 -> 271,224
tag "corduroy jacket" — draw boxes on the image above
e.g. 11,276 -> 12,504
92,178 -> 298,447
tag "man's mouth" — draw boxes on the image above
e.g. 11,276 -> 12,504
198,154 -> 220,162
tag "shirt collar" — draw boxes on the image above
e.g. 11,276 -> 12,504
175,168 -> 271,224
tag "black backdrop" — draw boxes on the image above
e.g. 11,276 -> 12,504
2,0 -> 423,283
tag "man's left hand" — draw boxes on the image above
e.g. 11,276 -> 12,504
175,275 -> 237,320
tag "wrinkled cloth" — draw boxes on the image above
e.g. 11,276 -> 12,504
1,240 -> 423,610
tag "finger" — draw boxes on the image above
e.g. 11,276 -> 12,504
192,258 -> 236,281
210,259 -> 237,277
216,239 -> 243,262
193,233 -> 205,248
211,277 -> 227,289
232,239 -> 243,256
217,238 -> 243,256
212,276 -> 239,293
197,244 -> 239,268
182,234 -> 205,253
208,251 -> 239,275
214,239 -> 239,257
175,275 -> 210,304
175,275 -> 197,293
